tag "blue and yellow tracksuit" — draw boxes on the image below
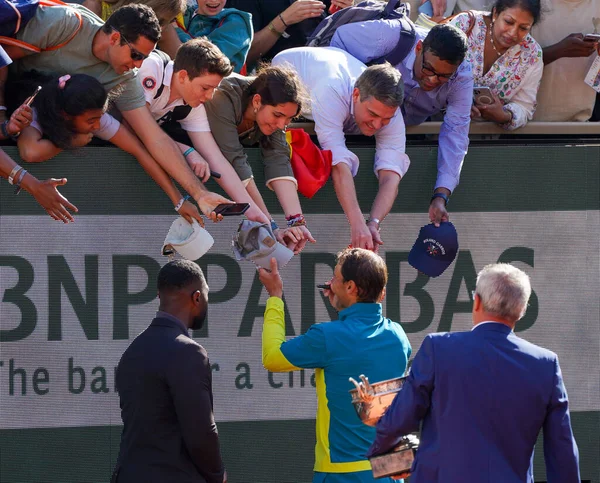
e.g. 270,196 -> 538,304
263,298 -> 412,483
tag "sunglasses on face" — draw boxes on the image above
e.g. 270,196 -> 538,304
112,27 -> 148,62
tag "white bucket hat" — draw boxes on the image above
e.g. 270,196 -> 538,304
162,217 -> 214,261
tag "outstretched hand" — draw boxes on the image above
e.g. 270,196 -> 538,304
195,191 -> 232,222
257,258 -> 283,298
177,200 -> 205,226
30,177 -> 78,223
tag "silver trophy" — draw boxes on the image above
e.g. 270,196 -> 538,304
349,374 -> 419,479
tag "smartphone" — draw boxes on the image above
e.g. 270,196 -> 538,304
473,86 -> 494,106
213,202 -> 250,216
317,284 -> 331,290
418,0 -> 434,16
583,33 -> 600,42
209,170 -> 221,179
25,85 -> 42,107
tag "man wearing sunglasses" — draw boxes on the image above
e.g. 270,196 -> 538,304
5,4 -> 231,220
331,23 -> 472,230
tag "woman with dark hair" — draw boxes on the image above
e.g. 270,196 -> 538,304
204,65 -> 315,253
450,0 -> 543,129
17,73 -> 205,224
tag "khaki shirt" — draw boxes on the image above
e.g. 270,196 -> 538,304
204,74 -> 295,187
14,4 -> 145,112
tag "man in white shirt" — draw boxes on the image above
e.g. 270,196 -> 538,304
138,38 -> 268,223
272,47 -> 407,251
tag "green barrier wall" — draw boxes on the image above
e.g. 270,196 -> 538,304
0,144 -> 599,483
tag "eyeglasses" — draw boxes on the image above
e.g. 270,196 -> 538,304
112,27 -> 148,62
421,51 -> 454,81
471,290 -> 477,301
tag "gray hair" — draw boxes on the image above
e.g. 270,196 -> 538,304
475,263 -> 531,322
355,63 -> 404,108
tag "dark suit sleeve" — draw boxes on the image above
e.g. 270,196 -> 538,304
167,343 -> 224,483
367,334 -> 435,457
543,356 -> 580,483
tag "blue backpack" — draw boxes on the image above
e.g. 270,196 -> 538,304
0,0 -> 82,53
306,0 -> 416,66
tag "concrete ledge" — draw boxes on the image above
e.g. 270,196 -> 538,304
290,121 -> 600,136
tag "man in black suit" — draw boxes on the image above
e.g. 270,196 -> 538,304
112,260 -> 226,483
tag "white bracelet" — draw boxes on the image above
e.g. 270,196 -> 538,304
174,195 -> 189,212
8,165 -> 23,185
0,106 -> 7,111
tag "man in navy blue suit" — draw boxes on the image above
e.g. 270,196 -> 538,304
368,263 -> 580,483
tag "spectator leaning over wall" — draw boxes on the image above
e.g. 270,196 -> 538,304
0,45 -> 77,222
10,72 -> 205,225
203,64 -> 316,254
531,0 -> 600,122
4,3 -> 231,220
272,47 -> 407,252
136,38 -> 269,224
331,23 -> 472,228
449,0 -> 544,130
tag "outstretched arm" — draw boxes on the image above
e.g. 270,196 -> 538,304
0,149 -> 78,222
122,106 -> 231,220
258,258 -> 328,372
188,130 -> 270,223
109,123 -> 204,225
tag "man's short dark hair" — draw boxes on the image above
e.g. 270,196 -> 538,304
102,4 -> 161,45
337,248 -> 388,303
423,24 -> 468,66
157,260 -> 207,294
174,38 -> 233,79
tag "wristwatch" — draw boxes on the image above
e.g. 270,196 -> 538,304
430,192 -> 449,206
366,218 -> 381,231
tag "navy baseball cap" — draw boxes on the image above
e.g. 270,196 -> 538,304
408,222 -> 459,277
0,46 -> 11,69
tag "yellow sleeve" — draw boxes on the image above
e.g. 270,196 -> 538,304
262,297 -> 300,372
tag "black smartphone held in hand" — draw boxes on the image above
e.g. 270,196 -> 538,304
25,85 -> 42,107
583,33 -> 600,42
214,203 -> 250,216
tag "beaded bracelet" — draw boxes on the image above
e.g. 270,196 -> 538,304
286,214 -> 306,228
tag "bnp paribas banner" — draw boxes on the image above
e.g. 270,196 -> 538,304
1,211 -> 599,430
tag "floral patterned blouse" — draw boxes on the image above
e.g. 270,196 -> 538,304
450,11 -> 544,130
